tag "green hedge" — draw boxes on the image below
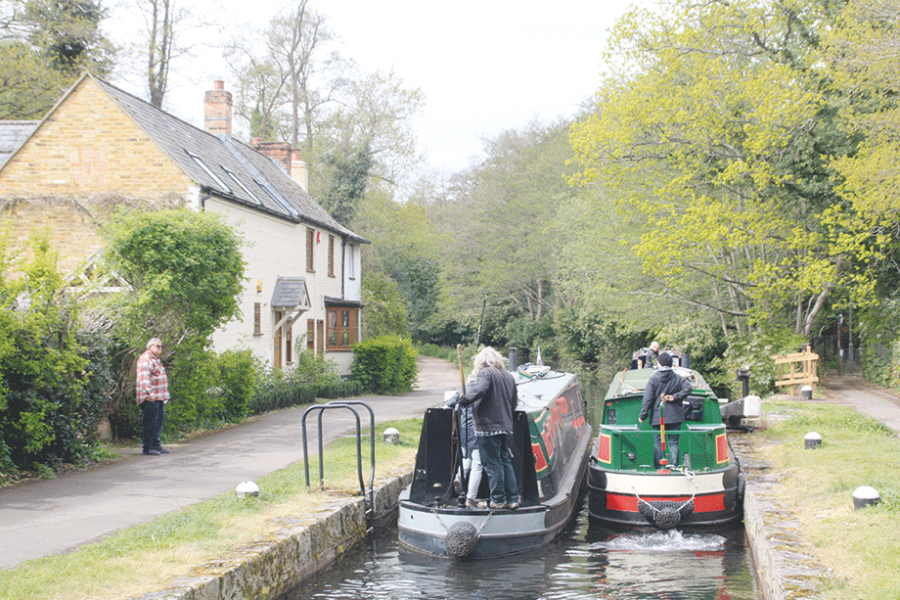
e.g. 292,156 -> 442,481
351,335 -> 418,394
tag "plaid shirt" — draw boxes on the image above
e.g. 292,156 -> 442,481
136,349 -> 170,404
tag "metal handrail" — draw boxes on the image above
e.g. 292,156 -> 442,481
301,400 -> 375,517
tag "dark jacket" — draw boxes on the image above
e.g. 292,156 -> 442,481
458,366 -> 518,434
639,367 -> 693,426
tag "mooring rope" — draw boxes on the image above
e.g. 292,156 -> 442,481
430,508 -> 494,535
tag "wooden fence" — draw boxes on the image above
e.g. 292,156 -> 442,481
772,350 -> 819,395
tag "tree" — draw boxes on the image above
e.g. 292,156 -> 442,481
24,0 -> 113,77
569,0 -> 853,339
0,0 -> 112,118
101,208 -> 246,348
121,0 -> 198,108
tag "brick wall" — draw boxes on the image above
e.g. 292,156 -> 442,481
0,77 -> 194,272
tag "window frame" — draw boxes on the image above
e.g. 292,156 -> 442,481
325,305 -> 359,351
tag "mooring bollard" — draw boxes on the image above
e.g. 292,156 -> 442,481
235,480 -> 260,498
383,427 -> 400,444
804,432 -> 822,449
853,486 -> 881,510
801,385 -> 812,400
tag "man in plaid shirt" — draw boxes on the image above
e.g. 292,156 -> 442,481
136,337 -> 170,455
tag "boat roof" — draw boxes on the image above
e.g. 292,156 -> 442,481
512,369 -> 579,413
605,367 -> 713,400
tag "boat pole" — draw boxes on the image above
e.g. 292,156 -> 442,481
658,395 -> 670,473
456,344 -> 469,504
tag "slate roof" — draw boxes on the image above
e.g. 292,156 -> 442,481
0,121 -> 39,168
271,277 -> 311,309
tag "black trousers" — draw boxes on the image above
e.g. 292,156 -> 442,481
141,400 -> 166,451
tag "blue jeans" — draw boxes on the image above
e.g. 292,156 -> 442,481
141,400 -> 166,451
653,427 -> 680,468
477,434 -> 518,505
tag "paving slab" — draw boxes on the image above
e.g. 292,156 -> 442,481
0,356 -> 460,570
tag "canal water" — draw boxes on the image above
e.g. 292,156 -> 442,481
277,505 -> 758,600
277,376 -> 760,600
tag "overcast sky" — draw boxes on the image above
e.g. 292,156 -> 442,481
107,0 -> 637,175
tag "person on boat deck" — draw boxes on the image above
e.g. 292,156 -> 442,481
445,391 -> 485,508
457,347 -> 520,510
643,341 -> 660,368
638,352 -> 693,468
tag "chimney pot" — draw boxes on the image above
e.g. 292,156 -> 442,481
291,149 -> 308,192
214,80 -> 224,90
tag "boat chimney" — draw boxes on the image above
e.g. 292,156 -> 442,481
508,347 -> 518,370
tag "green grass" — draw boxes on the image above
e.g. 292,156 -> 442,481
755,400 -> 900,599
0,418 -> 422,600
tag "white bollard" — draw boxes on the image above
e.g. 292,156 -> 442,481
853,486 -> 881,510
383,427 -> 400,444
235,480 -> 260,498
804,432 -> 822,449
801,385 -> 813,400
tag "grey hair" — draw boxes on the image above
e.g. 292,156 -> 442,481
473,346 -> 506,373
146,337 -> 162,349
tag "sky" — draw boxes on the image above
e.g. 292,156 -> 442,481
107,0 -> 637,175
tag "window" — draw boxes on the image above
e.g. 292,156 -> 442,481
253,303 -> 261,336
326,306 -> 359,351
185,150 -> 231,193
307,319 -> 315,351
306,228 -> 315,272
222,167 -> 261,205
328,235 -> 335,277
285,325 -> 293,364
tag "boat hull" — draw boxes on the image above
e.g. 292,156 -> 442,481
587,457 -> 743,530
399,428 -> 590,559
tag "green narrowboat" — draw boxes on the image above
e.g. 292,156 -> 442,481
587,358 -> 746,530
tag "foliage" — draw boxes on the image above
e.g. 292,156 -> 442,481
165,340 -> 222,433
0,230 -> 111,476
24,0 -> 113,77
291,348 -> 341,385
707,328 -> 807,398
568,0 -> 855,340
248,367 -> 317,414
214,349 -> 259,423
102,208 -> 246,350
351,335 -> 417,394
319,141 -> 373,227
360,270 -> 409,339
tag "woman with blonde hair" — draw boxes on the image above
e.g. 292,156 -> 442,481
458,347 -> 520,509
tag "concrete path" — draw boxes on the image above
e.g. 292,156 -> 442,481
0,356 -> 461,570
819,375 -> 900,433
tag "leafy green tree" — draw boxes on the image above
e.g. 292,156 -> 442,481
569,0 -> 853,339
24,0 -> 113,77
361,270 -> 409,338
0,229 -> 112,475
101,208 -> 245,431
319,141 -> 373,227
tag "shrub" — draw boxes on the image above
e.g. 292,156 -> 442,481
216,349 -> 258,423
351,336 -> 418,394
249,368 -> 317,414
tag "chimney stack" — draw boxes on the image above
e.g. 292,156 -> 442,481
291,149 -> 308,192
256,142 -> 292,172
204,80 -> 232,135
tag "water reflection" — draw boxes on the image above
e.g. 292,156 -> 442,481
277,509 -> 758,600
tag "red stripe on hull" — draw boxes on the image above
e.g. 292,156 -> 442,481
606,492 -> 725,513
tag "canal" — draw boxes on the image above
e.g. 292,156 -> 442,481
276,376 -> 760,600
277,504 -> 758,600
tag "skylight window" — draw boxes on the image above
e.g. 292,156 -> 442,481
254,179 -> 298,217
185,150 -> 231,193
222,167 -> 261,205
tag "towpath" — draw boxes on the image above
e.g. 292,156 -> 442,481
0,356 -> 460,570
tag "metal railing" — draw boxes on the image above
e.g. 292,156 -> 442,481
301,400 -> 375,517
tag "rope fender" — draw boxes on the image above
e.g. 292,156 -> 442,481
633,479 -> 697,530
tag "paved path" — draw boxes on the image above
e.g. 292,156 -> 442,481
0,356 -> 461,570
819,375 -> 900,432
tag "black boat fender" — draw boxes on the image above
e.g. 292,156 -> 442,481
446,521 -> 479,559
638,499 -> 695,529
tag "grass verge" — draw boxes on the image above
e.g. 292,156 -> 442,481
0,418 -> 421,600
753,399 -> 900,599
